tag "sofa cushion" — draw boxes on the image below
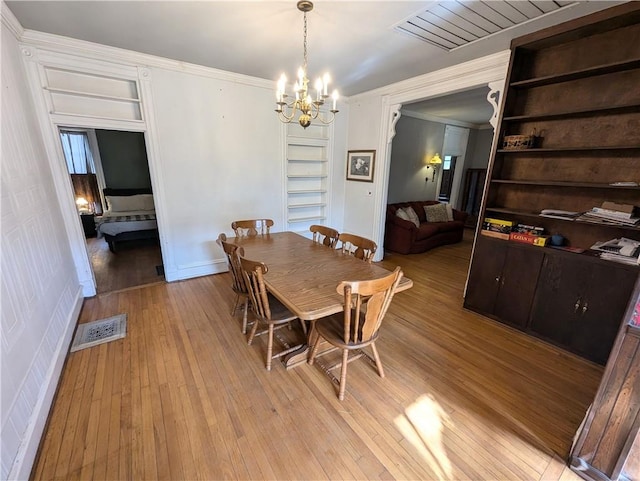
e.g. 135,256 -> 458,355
424,203 -> 449,223
415,223 -> 440,241
434,220 -> 465,233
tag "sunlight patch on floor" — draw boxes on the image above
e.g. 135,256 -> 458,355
395,394 -> 452,481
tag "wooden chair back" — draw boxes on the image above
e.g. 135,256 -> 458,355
232,219 -> 274,237
337,267 -> 403,343
239,256 -> 272,321
338,233 -> 377,263
310,225 -> 339,248
216,233 -> 246,296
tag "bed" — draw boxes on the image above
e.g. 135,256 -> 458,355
96,188 -> 159,253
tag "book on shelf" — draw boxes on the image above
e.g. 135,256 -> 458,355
539,209 -> 581,220
480,229 -> 510,240
591,207 -> 634,219
577,212 -> 640,226
509,232 -> 549,246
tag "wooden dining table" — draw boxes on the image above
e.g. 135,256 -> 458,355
228,231 -> 413,368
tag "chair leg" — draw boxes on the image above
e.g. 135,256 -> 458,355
338,349 -> 349,401
231,293 -> 240,316
266,324 -> 274,371
241,298 -> 249,334
299,319 -> 308,335
370,342 -> 385,378
308,328 -> 321,365
247,317 -> 260,345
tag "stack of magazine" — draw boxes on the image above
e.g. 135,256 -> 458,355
577,202 -> 640,227
590,238 -> 640,265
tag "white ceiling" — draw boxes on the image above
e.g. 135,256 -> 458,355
5,1 -> 625,120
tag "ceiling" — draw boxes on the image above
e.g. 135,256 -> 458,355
5,0 -> 625,119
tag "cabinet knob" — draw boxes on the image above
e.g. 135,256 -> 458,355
582,302 -> 588,314
495,276 -> 500,283
574,299 -> 581,313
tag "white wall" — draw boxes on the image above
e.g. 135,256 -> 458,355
342,96 -> 383,240
1,10 -> 83,479
387,115 -> 446,203
150,67 -> 285,275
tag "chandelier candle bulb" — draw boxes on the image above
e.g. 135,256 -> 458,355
332,90 -> 338,111
323,73 -> 330,96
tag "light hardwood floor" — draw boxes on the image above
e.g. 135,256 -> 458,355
33,231 -> 603,480
87,237 -> 164,294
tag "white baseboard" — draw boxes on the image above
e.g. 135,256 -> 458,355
165,259 -> 227,282
8,286 -> 83,481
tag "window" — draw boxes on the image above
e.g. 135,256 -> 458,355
60,131 -> 95,174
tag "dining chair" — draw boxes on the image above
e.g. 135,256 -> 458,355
308,266 -> 403,400
216,233 -> 252,334
310,224 -> 339,248
338,232 -> 377,263
231,219 -> 274,237
239,255 -> 308,371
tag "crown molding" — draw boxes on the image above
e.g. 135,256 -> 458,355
1,1 -> 24,39
20,28 -> 274,91
350,50 -> 511,103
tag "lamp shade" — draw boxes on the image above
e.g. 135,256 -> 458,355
429,153 -> 443,165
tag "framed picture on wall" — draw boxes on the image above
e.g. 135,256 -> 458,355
346,150 -> 375,182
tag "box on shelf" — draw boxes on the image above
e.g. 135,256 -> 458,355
481,230 -> 510,240
512,223 -> 545,235
482,217 -> 514,234
509,232 -> 550,246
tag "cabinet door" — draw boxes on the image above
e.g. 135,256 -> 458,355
494,246 -> 544,329
571,264 -> 637,364
529,254 -> 588,347
464,236 -> 507,315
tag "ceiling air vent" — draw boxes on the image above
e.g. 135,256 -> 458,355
396,0 -> 576,51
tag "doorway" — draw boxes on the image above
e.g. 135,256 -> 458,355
59,127 -> 164,294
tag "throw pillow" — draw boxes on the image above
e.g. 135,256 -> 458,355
445,203 -> 454,221
424,203 -> 449,223
396,207 -> 411,222
396,207 -> 420,228
404,207 -> 421,228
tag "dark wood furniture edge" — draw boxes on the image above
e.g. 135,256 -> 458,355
510,3 -> 640,49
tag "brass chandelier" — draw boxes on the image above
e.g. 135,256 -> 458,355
275,0 -> 339,129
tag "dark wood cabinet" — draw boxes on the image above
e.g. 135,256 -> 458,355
530,253 -> 637,364
80,213 -> 96,238
570,282 -> 640,480
465,236 -> 544,329
465,4 -> 640,366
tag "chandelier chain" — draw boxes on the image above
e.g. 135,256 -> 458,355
303,10 -> 308,73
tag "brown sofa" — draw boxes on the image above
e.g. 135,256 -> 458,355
385,201 -> 468,254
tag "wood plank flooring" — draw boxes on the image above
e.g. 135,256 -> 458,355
32,231 -> 603,480
86,237 -> 164,294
